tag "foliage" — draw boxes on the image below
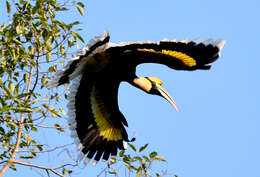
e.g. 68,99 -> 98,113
103,143 -> 172,177
0,0 -> 84,176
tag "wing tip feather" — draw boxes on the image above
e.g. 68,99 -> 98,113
84,158 -> 91,166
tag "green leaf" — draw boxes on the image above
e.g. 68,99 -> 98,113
25,0 -> 30,9
7,121 -> 16,129
7,161 -> 15,168
76,4 -> 84,16
6,1 -> 11,14
1,23 -> 6,33
20,155 -> 34,159
128,143 -> 136,152
134,156 -> 142,162
31,150 -> 36,157
42,104 -> 50,110
62,168 -> 67,175
13,106 -> 32,113
9,82 -> 14,94
0,106 -> 32,113
110,157 -> 116,164
0,106 -> 11,113
15,93 -> 31,100
0,97 -> 8,107
68,38 -> 74,47
125,165 -> 133,172
70,21 -> 80,26
16,24 -> 24,35
75,38 -> 79,48
59,60 -> 64,66
153,156 -> 166,162
77,2 -> 85,8
60,44 -> 65,56
119,150 -> 125,157
23,73 -> 28,83
27,136 -> 32,146
31,126 -> 38,132
139,143 -> 148,152
136,168 -> 142,177
123,155 -> 134,164
59,107 -> 66,115
0,127 -> 5,133
0,80 -> 12,98
59,7 -> 69,11
71,31 -> 84,43
46,38 -> 52,51
13,98 -> 23,105
50,107 -> 61,118
46,52 -> 51,63
76,33 -> 84,43
156,173 -> 161,177
142,155 -> 150,162
41,75 -> 47,88
48,65 -> 57,72
36,144 -> 43,151
54,124 -> 63,131
149,151 -> 158,159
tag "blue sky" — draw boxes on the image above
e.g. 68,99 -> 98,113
2,0 -> 260,177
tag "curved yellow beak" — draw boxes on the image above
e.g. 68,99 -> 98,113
155,84 -> 178,111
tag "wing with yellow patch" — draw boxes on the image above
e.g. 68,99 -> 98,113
49,31 -> 226,165
90,83 -> 123,141
106,38 -> 225,71
70,70 -> 129,163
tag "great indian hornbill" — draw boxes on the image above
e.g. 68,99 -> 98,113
47,31 -> 225,165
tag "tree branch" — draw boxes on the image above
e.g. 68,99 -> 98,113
29,48 -> 40,96
12,160 -> 64,177
0,64 -> 34,176
17,142 -> 73,153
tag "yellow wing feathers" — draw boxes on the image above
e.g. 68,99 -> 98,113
161,50 -> 196,67
139,49 -> 196,67
90,84 -> 122,141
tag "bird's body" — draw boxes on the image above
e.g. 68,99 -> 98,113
47,31 -> 225,165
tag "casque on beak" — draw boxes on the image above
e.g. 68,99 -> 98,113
153,84 -> 178,111
132,76 -> 178,111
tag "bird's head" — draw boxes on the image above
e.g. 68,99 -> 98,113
132,76 -> 178,111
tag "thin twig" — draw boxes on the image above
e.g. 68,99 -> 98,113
97,166 -> 108,177
17,142 -> 73,153
53,162 -> 78,170
23,122 -> 69,130
46,169 -> 51,177
12,160 -> 64,177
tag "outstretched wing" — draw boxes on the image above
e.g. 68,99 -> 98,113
68,70 -> 130,165
48,31 -> 225,164
47,31 -> 110,88
105,37 -> 226,71
48,31 -> 225,89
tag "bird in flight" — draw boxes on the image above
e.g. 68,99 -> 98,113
47,31 -> 225,165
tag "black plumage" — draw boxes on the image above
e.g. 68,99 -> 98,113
47,31 -> 225,165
